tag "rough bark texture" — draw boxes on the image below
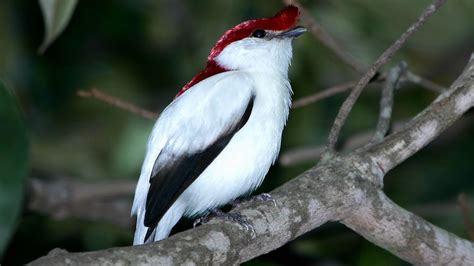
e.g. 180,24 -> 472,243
29,55 -> 474,266
343,191 -> 474,265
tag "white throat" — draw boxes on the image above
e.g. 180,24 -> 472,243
215,37 -> 293,76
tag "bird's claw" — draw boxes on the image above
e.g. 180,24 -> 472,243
194,208 -> 256,237
217,211 -> 256,237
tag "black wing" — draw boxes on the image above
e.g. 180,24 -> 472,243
144,96 -> 254,241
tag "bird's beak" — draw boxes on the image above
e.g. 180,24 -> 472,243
278,26 -> 307,39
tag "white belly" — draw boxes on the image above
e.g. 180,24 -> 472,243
179,105 -> 284,217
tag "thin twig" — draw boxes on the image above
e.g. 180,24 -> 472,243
405,71 -> 447,93
77,88 -> 159,120
285,0 -> 445,110
371,62 -> 407,143
280,112 -> 474,166
367,54 -> 474,175
283,0 -> 366,73
458,193 -> 474,241
291,68 -> 445,109
292,81 -> 356,109
325,0 -> 448,154
279,128 -> 372,166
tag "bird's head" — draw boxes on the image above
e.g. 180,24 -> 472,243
177,5 -> 305,97
212,5 -> 304,72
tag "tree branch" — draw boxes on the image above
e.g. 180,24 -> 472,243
343,190 -> 474,264
365,54 -> 474,175
28,53 -> 474,266
404,71 -> 447,93
290,67 -> 446,110
291,81 -> 356,109
77,88 -> 158,120
279,125 -> 376,166
280,111 -> 474,167
285,0 -> 446,111
29,165 -> 353,265
371,62 -> 407,143
325,0 -> 448,153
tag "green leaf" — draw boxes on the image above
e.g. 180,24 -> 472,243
38,0 -> 78,54
0,80 -> 30,259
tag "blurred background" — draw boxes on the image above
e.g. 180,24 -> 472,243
1,0 -> 473,264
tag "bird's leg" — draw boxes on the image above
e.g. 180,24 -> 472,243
230,193 -> 277,208
193,208 -> 256,237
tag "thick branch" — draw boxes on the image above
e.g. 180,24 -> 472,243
343,190 -> 474,264
29,165 -> 359,265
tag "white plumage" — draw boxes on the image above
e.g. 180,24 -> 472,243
131,6 -> 304,245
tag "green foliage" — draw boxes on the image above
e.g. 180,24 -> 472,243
0,80 -> 29,258
38,0 -> 78,53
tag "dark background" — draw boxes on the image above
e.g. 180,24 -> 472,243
1,0 -> 473,264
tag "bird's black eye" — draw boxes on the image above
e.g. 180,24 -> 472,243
251,29 -> 266,38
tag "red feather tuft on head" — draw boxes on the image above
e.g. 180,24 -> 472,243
175,5 -> 300,98
208,5 -> 300,62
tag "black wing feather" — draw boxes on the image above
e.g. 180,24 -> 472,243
144,96 -> 255,241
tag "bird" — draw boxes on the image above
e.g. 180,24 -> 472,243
131,5 -> 306,245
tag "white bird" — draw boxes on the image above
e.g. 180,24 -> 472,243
131,5 -> 305,245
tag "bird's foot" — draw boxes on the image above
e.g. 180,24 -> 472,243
211,208 -> 256,236
193,208 -> 256,237
230,193 -> 277,207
